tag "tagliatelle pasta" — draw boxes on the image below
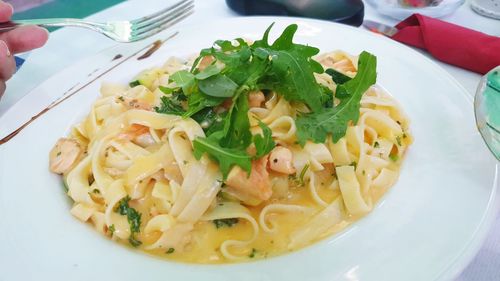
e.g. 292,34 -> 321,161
49,24 -> 412,264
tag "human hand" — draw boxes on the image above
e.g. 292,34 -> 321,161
0,1 -> 48,98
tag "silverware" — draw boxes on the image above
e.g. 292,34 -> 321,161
0,0 -> 193,42
362,20 -> 399,37
474,66 -> 500,161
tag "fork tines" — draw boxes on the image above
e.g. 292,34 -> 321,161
132,0 -> 194,40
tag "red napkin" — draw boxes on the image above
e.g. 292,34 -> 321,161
391,14 -> 500,74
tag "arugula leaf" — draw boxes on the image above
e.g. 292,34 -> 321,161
155,95 -> 185,115
191,39 -> 249,73
325,68 -> 352,84
170,70 -> 195,94
319,85 -> 334,108
254,24 -> 324,111
296,51 -> 377,145
183,89 -> 225,117
221,91 -> 252,149
198,74 -> 238,97
253,121 -> 275,158
158,85 -> 177,95
195,64 -> 221,80
193,131 -> 251,179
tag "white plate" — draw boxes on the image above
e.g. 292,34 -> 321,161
0,17 -> 497,281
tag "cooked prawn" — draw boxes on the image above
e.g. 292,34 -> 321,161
226,157 -> 272,201
49,138 -> 83,174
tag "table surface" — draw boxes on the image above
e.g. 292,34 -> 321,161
1,0 -> 499,280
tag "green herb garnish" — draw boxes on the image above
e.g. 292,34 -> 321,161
154,24 -> 377,177
296,51 -> 377,145
389,154 -> 399,162
325,68 -> 352,84
297,164 -> 310,186
166,247 -> 175,254
213,218 -> 239,228
193,131 -> 252,179
128,237 -> 142,247
108,224 -> 115,238
116,196 -> 142,247
129,80 -> 141,87
248,248 -> 257,258
253,121 -> 276,159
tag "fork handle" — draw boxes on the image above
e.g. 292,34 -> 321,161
0,18 -> 106,32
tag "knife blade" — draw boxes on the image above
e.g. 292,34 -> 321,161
362,20 -> 399,37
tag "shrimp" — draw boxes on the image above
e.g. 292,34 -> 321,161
331,59 -> 356,73
197,55 -> 214,71
49,138 -> 83,174
118,124 -> 155,147
248,91 -> 265,108
269,146 -> 296,174
225,157 -> 272,202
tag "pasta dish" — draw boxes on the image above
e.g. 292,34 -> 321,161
49,24 -> 412,263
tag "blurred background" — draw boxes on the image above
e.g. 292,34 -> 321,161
6,0 -> 123,20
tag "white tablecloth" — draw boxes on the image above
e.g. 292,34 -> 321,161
1,0 -> 499,279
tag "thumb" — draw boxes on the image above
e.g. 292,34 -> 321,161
0,1 -> 13,22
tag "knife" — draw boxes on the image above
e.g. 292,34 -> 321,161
362,20 -> 399,37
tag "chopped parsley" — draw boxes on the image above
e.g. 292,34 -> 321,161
128,237 -> 142,247
116,196 -> 142,247
248,248 -> 257,258
213,218 -> 239,229
108,224 -> 115,237
396,135 -> 402,146
129,80 -> 141,87
165,248 -> 175,254
290,164 -> 310,186
374,141 -> 380,148
298,164 -> 310,186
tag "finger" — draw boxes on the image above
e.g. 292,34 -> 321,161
0,80 -> 5,99
0,1 -> 13,22
0,41 -> 15,80
0,25 -> 49,54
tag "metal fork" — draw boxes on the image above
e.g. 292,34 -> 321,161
0,0 -> 194,42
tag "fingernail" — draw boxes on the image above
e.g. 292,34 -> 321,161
0,41 -> 10,57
